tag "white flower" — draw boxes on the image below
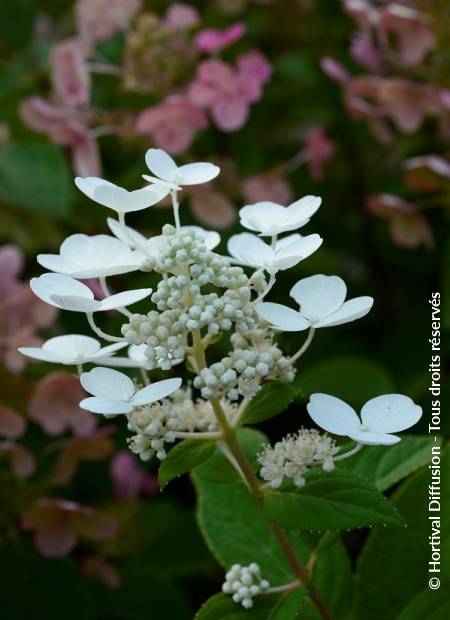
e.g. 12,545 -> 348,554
239,196 -> 321,236
37,234 -> 143,278
227,232 -> 322,272
222,563 -> 269,609
143,148 -> 220,190
74,177 -> 169,214
30,273 -> 152,312
95,344 -> 153,369
307,393 -> 422,445
19,335 -> 126,365
79,367 -> 182,415
108,218 -> 220,254
257,274 -> 373,331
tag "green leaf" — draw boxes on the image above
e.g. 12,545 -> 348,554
194,593 -> 274,620
264,469 -> 403,532
243,380 -> 303,424
194,428 -> 267,484
339,435 -> 442,491
394,586 -> 450,620
0,143 -> 73,217
299,356 -> 394,405
267,589 -> 307,619
158,439 -> 216,489
355,449 -> 450,620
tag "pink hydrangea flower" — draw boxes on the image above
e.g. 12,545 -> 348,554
304,127 -> 335,180
164,3 -> 200,29
350,32 -> 382,71
404,155 -> 450,192
28,371 -> 97,437
22,499 -> 118,558
80,555 -> 121,588
136,97 -> 208,154
20,97 -> 101,176
236,50 -> 273,86
0,406 -> 26,439
379,4 -> 435,66
0,442 -> 36,477
189,187 -> 236,228
53,427 -> 115,485
194,22 -> 245,54
110,451 -> 158,500
75,0 -> 141,48
50,39 -> 91,107
242,175 -> 293,205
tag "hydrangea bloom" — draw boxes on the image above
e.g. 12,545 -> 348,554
143,148 -> 220,189
307,393 -> 422,445
239,197 -> 322,236
75,177 -> 169,213
19,335 -> 126,366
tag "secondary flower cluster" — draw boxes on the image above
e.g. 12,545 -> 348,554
222,563 -> 270,609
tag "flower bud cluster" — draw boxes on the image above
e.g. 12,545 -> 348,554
222,563 -> 270,609
127,387 -> 237,460
257,428 -> 338,488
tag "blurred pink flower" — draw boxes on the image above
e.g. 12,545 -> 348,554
0,245 -> 24,294
342,0 -> 378,30
188,55 -> 270,132
304,127 -> 335,180
28,371 -> 97,437
242,174 -> 293,205
0,441 -> 36,477
75,0 -> 141,48
350,32 -> 382,71
379,4 -> 435,66
110,451 -> 158,501
194,22 -> 245,54
80,555 -> 121,588
236,50 -> 272,86
20,97 -> 101,176
366,193 -> 434,249
50,39 -> 91,107
321,57 -> 351,85
404,155 -> 450,192
190,187 -> 236,228
164,3 -> 200,29
22,499 -> 118,558
0,406 -> 26,439
53,427 -> 115,485
136,97 -> 208,154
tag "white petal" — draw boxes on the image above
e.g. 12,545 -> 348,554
93,184 -> 167,213
239,202 -> 286,235
98,288 -> 152,311
37,254 -> 75,275
285,195 -> 321,227
347,430 -> 401,446
131,377 -> 182,406
50,294 -> 100,312
177,162 -> 220,185
307,393 -> 361,435
275,234 -> 303,250
290,275 -> 347,322
315,297 -> 374,327
88,342 -> 128,361
227,233 -> 274,268
30,273 -> 94,310
80,367 -> 135,400
361,394 -> 422,434
144,235 -> 168,257
44,334 -> 100,360
18,347 -> 63,364
79,397 -> 132,415
107,218 -> 147,249
145,148 -> 177,182
256,302 -> 310,331
183,226 -> 220,250
75,176 -> 115,201
274,234 -> 323,271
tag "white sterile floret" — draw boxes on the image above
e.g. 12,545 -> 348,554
257,428 -> 339,488
257,274 -> 373,331
30,273 -> 152,312
79,367 -> 182,415
222,563 -> 269,609
19,335 -> 126,365
143,148 -> 220,189
95,344 -> 153,369
37,234 -> 143,278
227,232 -> 323,272
74,176 -> 169,213
307,393 -> 423,445
239,196 -> 321,236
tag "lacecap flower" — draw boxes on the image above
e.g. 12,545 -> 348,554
143,148 -> 220,190
37,234 -> 143,278
74,176 -> 169,213
19,335 -> 126,365
307,393 -> 422,445
30,273 -> 152,312
227,232 -> 322,272
80,367 -> 182,415
239,196 -> 321,236
257,274 -> 373,331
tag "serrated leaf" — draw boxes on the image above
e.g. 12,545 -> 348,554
194,593 -> 274,620
194,428 -> 267,484
158,439 -> 216,489
355,448 -> 449,620
0,143 -> 73,217
264,469 -> 403,531
243,380 -> 302,424
339,435 -> 442,491
394,586 -> 450,620
267,589 -> 307,619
